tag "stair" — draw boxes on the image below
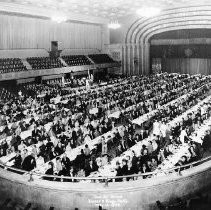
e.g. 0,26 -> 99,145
21,59 -> 32,70
59,57 -> 68,67
86,55 -> 95,64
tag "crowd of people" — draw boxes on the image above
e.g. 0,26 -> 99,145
0,54 -> 117,74
0,58 -> 27,74
0,73 -> 211,182
62,55 -> 91,66
26,57 -> 64,70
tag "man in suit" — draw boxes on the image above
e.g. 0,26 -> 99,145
186,114 -> 193,127
61,153 -> 71,171
84,159 -> 98,177
9,150 -> 22,169
139,129 -> 147,140
44,162 -> 54,181
32,126 -> 40,143
22,152 -> 36,171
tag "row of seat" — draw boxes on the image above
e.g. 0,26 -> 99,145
62,55 -> 91,66
0,58 -> 27,73
0,54 -> 116,73
26,57 -> 64,70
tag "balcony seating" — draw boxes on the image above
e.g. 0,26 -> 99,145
0,58 -> 27,74
62,55 -> 91,66
26,57 -> 64,70
88,54 -> 115,64
0,54 -> 116,75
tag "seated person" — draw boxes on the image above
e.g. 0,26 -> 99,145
55,142 -> 64,156
84,159 -> 98,177
83,144 -> 91,159
38,140 -> 46,158
44,161 -> 54,181
48,146 -> 56,160
74,149 -> 86,170
121,159 -> 128,176
9,150 -> 22,169
18,140 -> 27,151
61,153 -> 71,171
22,152 -> 36,171
55,157 -> 63,175
58,162 -> 70,178
36,154 -> 45,168
176,156 -> 188,167
115,161 -> 123,182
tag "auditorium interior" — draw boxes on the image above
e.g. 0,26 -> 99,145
1,0 -> 211,210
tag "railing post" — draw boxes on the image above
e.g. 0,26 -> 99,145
178,167 -> 182,176
28,172 -> 34,182
104,178 -> 108,187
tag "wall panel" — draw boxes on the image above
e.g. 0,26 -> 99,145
0,14 -> 103,51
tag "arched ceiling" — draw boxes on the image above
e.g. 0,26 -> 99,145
125,5 -> 211,44
1,0 -> 211,19
151,29 -> 211,40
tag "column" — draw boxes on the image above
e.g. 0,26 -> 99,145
143,42 -> 150,75
122,45 -> 126,75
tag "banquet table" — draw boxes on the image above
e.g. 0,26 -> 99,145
132,82 -> 209,126
31,125 -> 120,176
91,88 -> 211,178
0,139 -> 48,166
154,116 -> 211,176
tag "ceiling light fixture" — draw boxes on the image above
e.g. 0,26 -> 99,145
108,20 -> 121,29
136,7 -> 161,17
51,16 -> 67,23
108,7 -> 121,29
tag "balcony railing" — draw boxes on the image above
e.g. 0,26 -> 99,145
0,156 -> 211,187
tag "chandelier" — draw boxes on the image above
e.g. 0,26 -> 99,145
108,20 -> 121,29
108,7 -> 121,29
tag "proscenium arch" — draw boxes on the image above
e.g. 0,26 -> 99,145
135,11 -> 211,43
138,16 -> 211,43
145,24 -> 211,43
123,5 -> 211,75
134,12 -> 211,44
125,5 -> 211,44
125,5 -> 211,43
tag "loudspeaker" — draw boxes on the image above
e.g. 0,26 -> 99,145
51,41 -> 58,51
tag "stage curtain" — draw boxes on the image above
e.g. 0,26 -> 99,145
162,58 -> 211,75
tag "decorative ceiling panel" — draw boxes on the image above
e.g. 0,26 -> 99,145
1,0 -> 211,19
